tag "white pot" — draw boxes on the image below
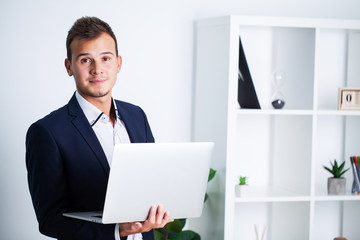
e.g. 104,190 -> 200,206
235,185 -> 249,197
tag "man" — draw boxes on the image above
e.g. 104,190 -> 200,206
26,16 -> 171,240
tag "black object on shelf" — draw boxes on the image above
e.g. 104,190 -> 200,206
238,36 -> 261,109
272,99 -> 285,109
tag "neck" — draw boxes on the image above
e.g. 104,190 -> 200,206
86,96 -> 112,116
79,90 -> 112,112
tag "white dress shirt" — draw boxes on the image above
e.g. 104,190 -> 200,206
76,92 -> 143,240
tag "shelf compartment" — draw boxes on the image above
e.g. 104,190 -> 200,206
314,115 -> 360,196
313,201 -> 360,240
234,202 -> 310,240
238,25 -> 315,110
316,29 -> 360,111
235,114 -> 312,195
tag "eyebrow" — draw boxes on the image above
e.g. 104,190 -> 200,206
74,51 -> 115,61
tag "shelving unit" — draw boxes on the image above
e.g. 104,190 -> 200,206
191,15 -> 360,240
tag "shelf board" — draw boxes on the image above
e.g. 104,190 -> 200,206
236,109 -> 313,116
314,190 -> 360,201
234,186 -> 310,203
234,186 -> 360,203
199,15 -> 360,30
236,108 -> 360,116
317,109 -> 360,116
314,194 -> 360,201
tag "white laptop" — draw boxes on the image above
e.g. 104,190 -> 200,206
63,142 -> 214,224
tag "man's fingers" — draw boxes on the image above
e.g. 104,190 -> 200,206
160,211 -> 172,227
155,204 -> 164,225
119,205 -> 174,236
142,204 -> 173,230
148,205 -> 156,223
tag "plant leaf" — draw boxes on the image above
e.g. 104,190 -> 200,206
171,230 -> 201,240
334,159 -> 338,170
339,167 -> 350,177
154,229 -> 165,240
204,193 -> 208,202
323,166 -> 333,175
338,162 -> 344,172
178,219 -> 186,229
166,219 -> 183,233
208,168 -> 216,182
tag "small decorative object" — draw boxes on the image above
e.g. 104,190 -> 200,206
334,237 -> 347,240
350,156 -> 360,195
235,176 -> 249,197
271,70 -> 286,109
323,159 -> 350,195
254,224 -> 266,240
338,88 -> 360,110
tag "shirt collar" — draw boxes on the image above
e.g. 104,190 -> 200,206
75,91 -> 119,126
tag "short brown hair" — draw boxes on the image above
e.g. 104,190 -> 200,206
66,16 -> 118,62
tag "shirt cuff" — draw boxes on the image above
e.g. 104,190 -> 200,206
115,223 -> 127,240
115,224 -> 143,240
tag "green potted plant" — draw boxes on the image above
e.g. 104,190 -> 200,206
235,176 -> 248,197
323,159 -> 349,195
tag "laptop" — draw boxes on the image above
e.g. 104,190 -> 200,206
63,142 -> 214,224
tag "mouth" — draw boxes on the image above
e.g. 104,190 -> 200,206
89,79 -> 106,85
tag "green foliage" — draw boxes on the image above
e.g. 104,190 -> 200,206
154,230 -> 166,240
154,168 -> 216,240
323,159 -> 349,178
238,176 -> 247,185
171,230 -> 200,240
208,168 -> 216,182
204,168 -> 217,202
154,220 -> 200,240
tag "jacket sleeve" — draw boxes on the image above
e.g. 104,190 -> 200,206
26,122 -> 115,240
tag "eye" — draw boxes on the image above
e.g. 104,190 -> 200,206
80,58 -> 91,64
103,56 -> 111,61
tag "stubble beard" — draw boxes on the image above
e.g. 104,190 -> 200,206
77,85 -> 112,100
84,89 -> 111,98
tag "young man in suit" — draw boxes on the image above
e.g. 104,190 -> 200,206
26,16 -> 171,240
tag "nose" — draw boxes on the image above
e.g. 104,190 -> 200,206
90,60 -> 103,75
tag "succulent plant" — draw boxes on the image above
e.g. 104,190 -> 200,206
323,159 -> 349,178
238,176 -> 248,185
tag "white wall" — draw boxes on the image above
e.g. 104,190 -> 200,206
0,0 -> 359,239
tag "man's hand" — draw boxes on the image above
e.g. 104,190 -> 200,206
119,204 -> 173,237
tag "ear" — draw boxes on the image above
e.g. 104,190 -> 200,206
117,55 -> 122,73
65,58 -> 73,76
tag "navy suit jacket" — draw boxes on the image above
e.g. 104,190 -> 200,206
26,94 -> 155,240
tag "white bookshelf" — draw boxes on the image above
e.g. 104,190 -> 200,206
192,15 -> 360,240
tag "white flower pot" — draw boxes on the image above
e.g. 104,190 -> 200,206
235,185 -> 249,197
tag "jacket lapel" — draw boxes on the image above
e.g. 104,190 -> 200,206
115,101 -> 139,143
67,93 -> 110,175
